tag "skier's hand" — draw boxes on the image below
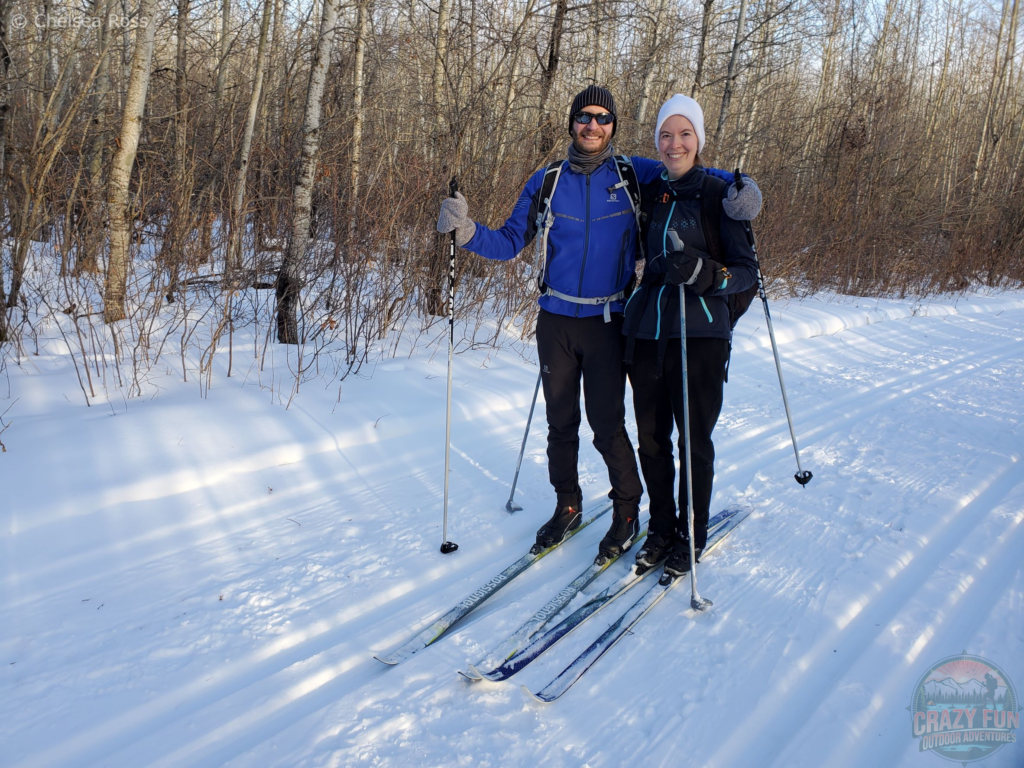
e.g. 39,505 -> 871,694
665,250 -> 729,295
723,176 -> 762,221
437,192 -> 477,247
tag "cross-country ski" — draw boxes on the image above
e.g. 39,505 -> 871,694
457,521 -> 646,680
466,508 -> 742,682
522,507 -> 753,702
374,500 -> 611,665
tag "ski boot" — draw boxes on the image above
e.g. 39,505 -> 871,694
634,530 -> 675,570
595,503 -> 640,565
532,493 -> 583,553
663,538 -> 703,578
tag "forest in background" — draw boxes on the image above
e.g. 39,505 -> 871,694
0,0 -> 1021,388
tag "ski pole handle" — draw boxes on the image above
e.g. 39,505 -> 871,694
733,168 -> 744,191
447,177 -> 459,271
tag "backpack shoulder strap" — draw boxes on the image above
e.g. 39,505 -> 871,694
534,160 -> 565,229
533,160 -> 566,288
611,155 -> 642,213
611,155 -> 645,259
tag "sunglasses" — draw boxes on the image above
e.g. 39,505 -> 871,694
573,111 -> 615,126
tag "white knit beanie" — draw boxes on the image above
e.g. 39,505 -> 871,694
655,94 -> 706,154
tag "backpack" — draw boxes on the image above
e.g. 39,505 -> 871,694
698,173 -> 760,331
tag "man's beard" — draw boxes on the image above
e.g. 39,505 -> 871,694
572,131 -> 611,155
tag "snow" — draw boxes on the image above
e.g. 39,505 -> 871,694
2,289 -> 1023,767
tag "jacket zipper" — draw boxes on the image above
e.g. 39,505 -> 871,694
661,199 -> 685,336
662,194 -> 714,327
575,174 -> 592,318
661,201 -> 676,259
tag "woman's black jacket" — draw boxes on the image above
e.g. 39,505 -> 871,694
622,166 -> 758,357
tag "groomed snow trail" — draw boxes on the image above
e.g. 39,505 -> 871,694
2,291 -> 1022,767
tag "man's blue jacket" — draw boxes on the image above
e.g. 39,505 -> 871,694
462,155 -> 738,319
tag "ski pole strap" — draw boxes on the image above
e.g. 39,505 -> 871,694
542,286 -> 626,323
683,256 -> 704,286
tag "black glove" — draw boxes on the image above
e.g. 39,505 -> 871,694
664,240 -> 730,295
665,251 -> 705,288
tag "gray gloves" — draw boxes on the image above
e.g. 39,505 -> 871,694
724,177 -> 762,221
436,192 -> 477,247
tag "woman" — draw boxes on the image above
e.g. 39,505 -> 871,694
622,95 -> 758,576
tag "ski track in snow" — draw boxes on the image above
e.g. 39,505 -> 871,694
2,291 -> 1023,767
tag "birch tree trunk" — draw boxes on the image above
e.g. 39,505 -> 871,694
227,0 -> 272,271
78,0 -> 113,275
490,0 -> 535,188
103,0 -> 159,324
0,0 -> 11,217
275,0 -> 341,344
635,0 -> 670,125
713,0 -> 750,148
432,0 -> 452,132
350,0 -> 369,234
162,0 -> 192,301
0,0 -> 9,331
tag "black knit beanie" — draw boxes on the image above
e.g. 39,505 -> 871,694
568,85 -> 617,137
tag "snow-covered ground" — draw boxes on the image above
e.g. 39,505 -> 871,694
2,290 -> 1023,768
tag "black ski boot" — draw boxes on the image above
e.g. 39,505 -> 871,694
664,538 -> 703,577
634,531 -> 675,569
595,503 -> 640,564
533,494 -> 583,553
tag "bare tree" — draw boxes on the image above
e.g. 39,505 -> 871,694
227,0 -> 273,271
276,0 -> 341,344
350,0 -> 370,231
713,0 -> 750,148
104,0 -> 159,324
538,0 -> 568,155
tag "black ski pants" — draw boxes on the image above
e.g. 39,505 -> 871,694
629,336 -> 730,549
535,309 -> 643,509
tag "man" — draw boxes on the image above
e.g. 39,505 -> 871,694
437,85 -> 760,560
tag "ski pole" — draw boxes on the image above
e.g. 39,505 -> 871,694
505,369 -> 542,512
678,281 -> 712,611
734,170 -> 812,487
441,177 -> 460,554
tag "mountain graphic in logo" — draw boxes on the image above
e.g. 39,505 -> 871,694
922,677 -> 1008,704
